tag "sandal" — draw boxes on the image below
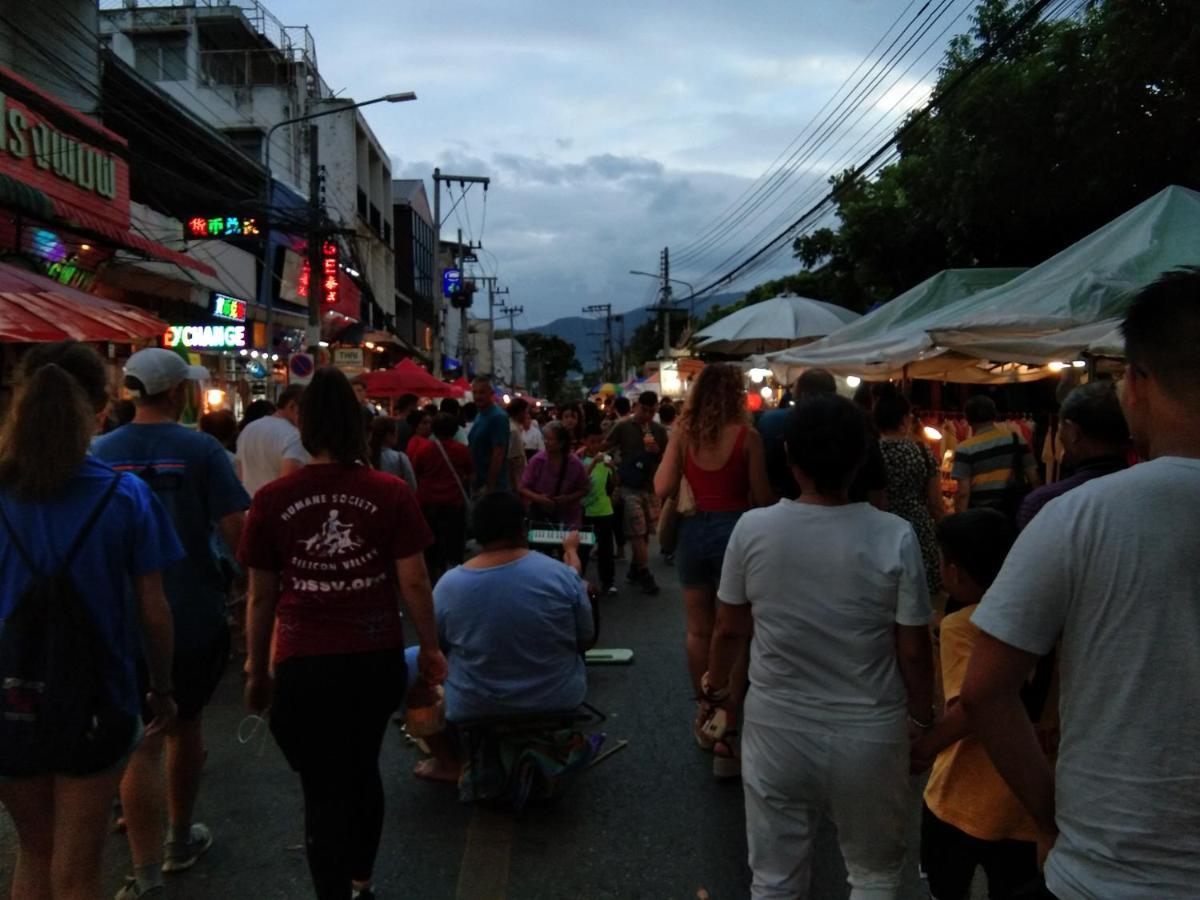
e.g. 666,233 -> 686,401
693,702 -> 716,751
712,731 -> 741,780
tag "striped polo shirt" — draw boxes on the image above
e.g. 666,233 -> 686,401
951,425 -> 1035,509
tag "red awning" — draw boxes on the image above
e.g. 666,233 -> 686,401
360,358 -> 461,399
50,199 -> 217,278
0,262 -> 168,342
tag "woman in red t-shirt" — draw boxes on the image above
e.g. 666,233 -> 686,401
410,413 -> 474,582
241,368 -> 447,900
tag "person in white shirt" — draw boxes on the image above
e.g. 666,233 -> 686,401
962,267 -> 1200,900
521,413 -> 546,457
236,385 -> 308,496
706,393 -> 934,900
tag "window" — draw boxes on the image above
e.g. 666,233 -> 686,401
223,128 -> 263,162
134,33 -> 189,82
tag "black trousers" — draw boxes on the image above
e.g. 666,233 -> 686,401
921,803 -> 1041,900
270,649 -> 406,900
579,513 -> 616,588
422,503 -> 467,580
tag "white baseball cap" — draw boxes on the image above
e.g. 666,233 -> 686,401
124,348 -> 209,397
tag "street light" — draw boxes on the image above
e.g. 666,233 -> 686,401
260,92 -> 418,353
628,269 -> 698,330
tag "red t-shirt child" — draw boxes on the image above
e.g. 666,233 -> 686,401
239,463 -> 433,664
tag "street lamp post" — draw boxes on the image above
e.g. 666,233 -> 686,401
628,269 -> 698,346
259,92 -> 417,358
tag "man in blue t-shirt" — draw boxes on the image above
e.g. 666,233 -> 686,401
93,348 -> 251,896
468,374 -> 511,494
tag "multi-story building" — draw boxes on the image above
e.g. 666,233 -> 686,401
392,178 -> 436,356
98,0 -> 398,338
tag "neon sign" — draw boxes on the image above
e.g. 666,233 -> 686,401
163,324 -> 246,351
186,216 -> 260,239
212,292 -> 247,323
298,241 -> 340,308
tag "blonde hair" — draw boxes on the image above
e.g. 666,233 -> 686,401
678,363 -> 748,450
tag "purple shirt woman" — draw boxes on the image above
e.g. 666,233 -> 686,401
519,421 -> 591,527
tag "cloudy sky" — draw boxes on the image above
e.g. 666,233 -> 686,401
286,0 -> 970,326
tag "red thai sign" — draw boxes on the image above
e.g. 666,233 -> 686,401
0,66 -> 131,229
297,241 -> 360,319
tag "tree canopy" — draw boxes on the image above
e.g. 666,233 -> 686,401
516,332 -> 581,403
792,0 -> 1200,307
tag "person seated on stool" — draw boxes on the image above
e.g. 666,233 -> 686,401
410,491 -> 594,782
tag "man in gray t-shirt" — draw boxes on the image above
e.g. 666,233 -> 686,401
962,270 -> 1200,899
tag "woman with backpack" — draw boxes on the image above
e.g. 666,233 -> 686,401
0,342 -> 178,900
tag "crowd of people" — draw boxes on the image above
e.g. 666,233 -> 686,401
0,269 -> 1197,899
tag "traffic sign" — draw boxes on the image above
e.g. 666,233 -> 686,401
442,268 -> 461,297
288,352 -> 315,385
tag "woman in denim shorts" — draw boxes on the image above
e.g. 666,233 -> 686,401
655,364 -> 774,777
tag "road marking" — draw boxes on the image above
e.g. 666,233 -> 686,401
455,805 -> 515,900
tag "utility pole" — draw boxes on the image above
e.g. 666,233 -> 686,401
498,303 -> 524,387
431,169 -> 490,375
582,303 -> 613,381
471,276 -> 507,374
614,314 -> 626,381
306,124 -> 323,354
660,247 -> 674,359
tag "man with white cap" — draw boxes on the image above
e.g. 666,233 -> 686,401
93,348 -> 250,898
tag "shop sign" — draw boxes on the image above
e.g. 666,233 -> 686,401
212,292 -> 247,323
333,348 -> 364,369
163,324 -> 247,351
298,242 -> 347,312
187,216 -> 260,239
442,268 -> 461,297
22,226 -> 98,290
0,69 -> 130,227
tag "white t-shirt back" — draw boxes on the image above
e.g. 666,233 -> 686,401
718,500 -> 932,740
236,415 -> 309,496
973,457 -> 1200,899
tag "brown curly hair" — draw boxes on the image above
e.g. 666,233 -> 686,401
679,363 -> 748,449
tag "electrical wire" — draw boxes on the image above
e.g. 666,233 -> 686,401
684,0 -> 1065,300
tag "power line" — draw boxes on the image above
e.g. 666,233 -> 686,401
685,0 -> 1065,300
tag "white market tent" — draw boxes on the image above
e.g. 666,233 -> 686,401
765,268 -> 1026,382
768,185 -> 1200,383
695,292 -> 860,355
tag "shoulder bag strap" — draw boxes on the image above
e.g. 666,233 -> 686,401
435,439 -> 470,505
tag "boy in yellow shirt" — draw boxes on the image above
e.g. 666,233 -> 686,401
912,509 -> 1043,899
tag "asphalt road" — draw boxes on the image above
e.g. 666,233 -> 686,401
0,550 -> 965,899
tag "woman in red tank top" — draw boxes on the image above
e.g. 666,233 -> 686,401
655,364 -> 774,778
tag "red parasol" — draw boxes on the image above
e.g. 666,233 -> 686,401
359,358 -> 461,399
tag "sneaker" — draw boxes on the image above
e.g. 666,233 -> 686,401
162,823 -> 213,873
639,572 -> 660,595
115,878 -> 164,899
604,584 -> 619,595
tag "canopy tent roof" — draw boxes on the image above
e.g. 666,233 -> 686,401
0,261 -> 168,342
696,292 -> 859,355
359,358 -> 461,399
765,268 -> 1024,380
769,185 -> 1200,382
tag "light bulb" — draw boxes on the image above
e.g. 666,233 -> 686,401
759,386 -> 773,399
205,389 -> 225,408
1048,362 -> 1066,372
1072,360 -> 1087,368
923,425 -> 943,442
846,376 -> 862,388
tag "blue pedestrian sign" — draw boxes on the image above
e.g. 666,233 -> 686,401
442,268 -> 461,297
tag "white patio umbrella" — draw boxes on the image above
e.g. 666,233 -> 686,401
695,292 -> 860,355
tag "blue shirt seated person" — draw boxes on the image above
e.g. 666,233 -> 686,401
411,490 -> 594,782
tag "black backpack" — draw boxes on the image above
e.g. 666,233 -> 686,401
0,474 -> 136,777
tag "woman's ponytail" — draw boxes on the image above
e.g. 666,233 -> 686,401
0,343 -> 109,500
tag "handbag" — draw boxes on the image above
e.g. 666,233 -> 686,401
657,472 -> 696,556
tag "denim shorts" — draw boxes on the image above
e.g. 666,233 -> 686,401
677,510 -> 744,589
